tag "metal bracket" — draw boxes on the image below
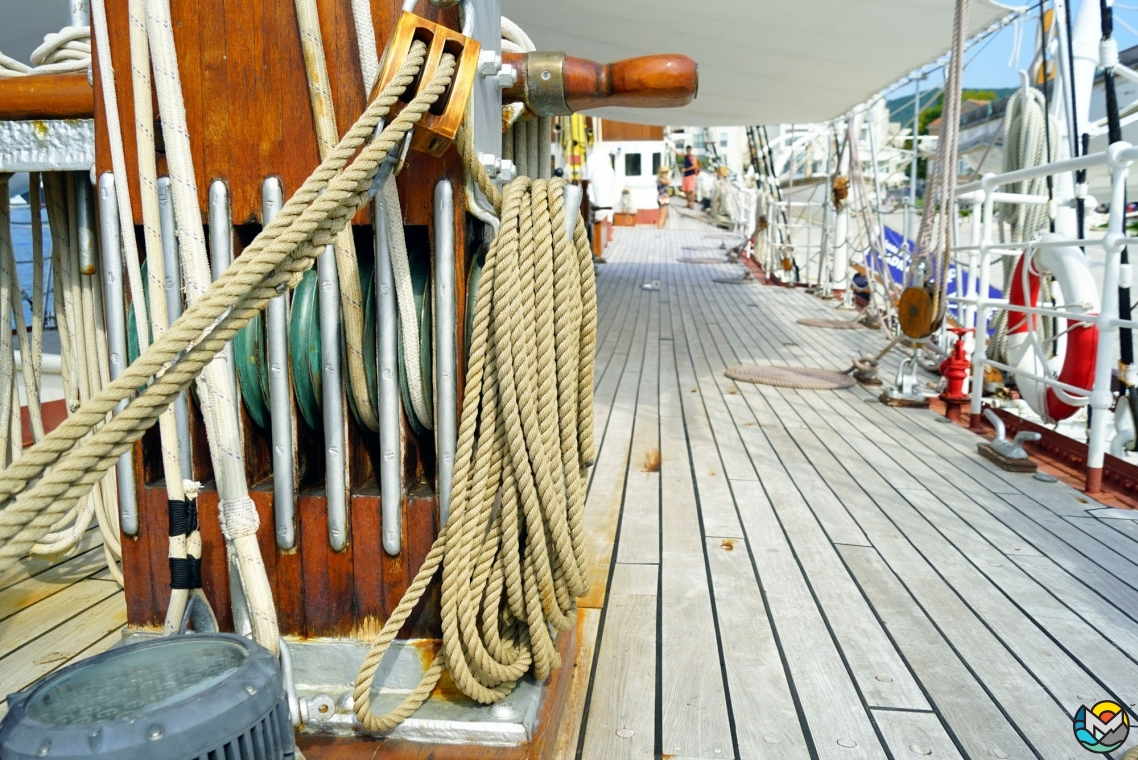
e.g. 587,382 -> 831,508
984,408 -> 1040,460
881,348 -> 937,404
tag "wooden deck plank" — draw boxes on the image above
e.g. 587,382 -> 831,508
0,578 -> 122,660
579,563 -> 658,760
870,710 -> 964,760
665,272 -> 744,540
658,410 -> 733,758
703,536 -> 809,758
838,545 -> 1037,760
0,527 -> 104,593
0,594 -> 126,707
729,480 -> 883,759
0,546 -> 111,622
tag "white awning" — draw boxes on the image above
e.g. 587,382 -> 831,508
501,0 -> 1015,126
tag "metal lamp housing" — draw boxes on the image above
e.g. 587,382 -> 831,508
0,634 -> 295,760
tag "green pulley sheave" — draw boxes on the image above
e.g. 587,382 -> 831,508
126,261 -> 152,366
289,268 -> 323,431
398,243 -> 433,436
465,242 -> 486,362
233,303 -> 271,431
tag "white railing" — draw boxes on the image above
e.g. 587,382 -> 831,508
946,142 -> 1138,488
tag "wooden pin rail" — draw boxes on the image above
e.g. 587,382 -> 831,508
0,72 -> 94,120
502,52 -> 697,115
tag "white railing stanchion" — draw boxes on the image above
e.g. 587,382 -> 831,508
969,178 -> 997,430
1087,146 -> 1133,492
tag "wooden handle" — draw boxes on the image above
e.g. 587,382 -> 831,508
502,52 -> 697,115
0,72 -> 93,120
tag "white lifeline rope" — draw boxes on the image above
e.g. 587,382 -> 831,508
143,0 -> 278,652
121,0 -> 208,632
91,1 -> 151,363
346,0 -> 431,431
293,0 -> 378,432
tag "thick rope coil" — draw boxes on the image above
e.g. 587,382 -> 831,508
0,44 -> 451,570
351,152 -> 596,731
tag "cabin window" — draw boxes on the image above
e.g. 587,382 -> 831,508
624,153 -> 642,176
652,152 -> 662,175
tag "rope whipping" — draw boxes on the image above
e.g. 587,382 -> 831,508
351,134 -> 596,732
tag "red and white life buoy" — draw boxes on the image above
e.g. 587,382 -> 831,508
1005,234 -> 1099,423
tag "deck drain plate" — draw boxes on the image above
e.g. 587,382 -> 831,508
677,256 -> 730,264
725,365 -> 856,390
797,317 -> 863,329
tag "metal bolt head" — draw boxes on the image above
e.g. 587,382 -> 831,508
489,700 -> 517,719
147,725 -> 164,741
477,50 -> 501,78
496,63 -> 518,89
498,159 -> 518,182
479,153 -> 501,177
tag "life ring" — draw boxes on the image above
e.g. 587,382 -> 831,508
1005,234 -> 1099,423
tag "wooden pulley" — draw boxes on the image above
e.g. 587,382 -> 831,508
370,12 -> 481,157
898,285 -> 938,339
501,51 -> 697,116
831,176 -> 849,208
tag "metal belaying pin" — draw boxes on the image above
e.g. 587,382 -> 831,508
263,177 -> 297,550
434,179 -> 456,528
97,173 -> 138,536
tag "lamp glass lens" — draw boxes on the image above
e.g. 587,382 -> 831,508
25,639 -> 248,725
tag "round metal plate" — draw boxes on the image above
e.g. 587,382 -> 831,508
796,317 -> 863,330
725,365 -> 856,390
713,275 -> 755,284
677,257 -> 730,264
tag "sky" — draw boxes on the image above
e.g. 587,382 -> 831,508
907,0 -> 1138,96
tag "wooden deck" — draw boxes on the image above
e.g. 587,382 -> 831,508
4,218 -> 1138,760
561,219 -> 1138,760
0,529 -> 125,720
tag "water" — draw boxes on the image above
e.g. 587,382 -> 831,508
7,197 -> 55,329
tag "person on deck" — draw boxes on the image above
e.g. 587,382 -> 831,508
656,167 -> 671,229
680,145 -> 700,208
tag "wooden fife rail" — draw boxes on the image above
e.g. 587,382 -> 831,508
0,72 -> 95,121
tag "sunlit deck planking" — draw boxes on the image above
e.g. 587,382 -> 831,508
0,529 -> 125,720
568,219 -> 1138,760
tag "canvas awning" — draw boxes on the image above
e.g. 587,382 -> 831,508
501,0 -> 1015,126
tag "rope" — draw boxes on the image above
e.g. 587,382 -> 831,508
0,26 -> 91,77
0,45 -> 447,586
293,0 -> 378,432
352,146 -> 595,731
911,0 -> 970,327
502,18 -> 552,182
989,86 -> 1056,365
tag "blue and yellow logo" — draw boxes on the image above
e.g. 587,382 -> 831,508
1073,701 -> 1130,753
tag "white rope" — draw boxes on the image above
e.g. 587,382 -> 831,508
502,18 -> 552,182
0,26 -> 91,78
142,0 -> 278,652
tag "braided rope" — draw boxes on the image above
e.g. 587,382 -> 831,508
352,164 -> 596,731
0,44 -> 449,566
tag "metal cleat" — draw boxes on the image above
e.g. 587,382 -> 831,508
984,408 -> 1040,460
880,348 -> 936,406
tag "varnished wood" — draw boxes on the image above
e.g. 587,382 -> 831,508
502,53 -> 697,113
0,73 -> 93,120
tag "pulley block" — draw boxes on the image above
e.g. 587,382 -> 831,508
371,12 -> 481,157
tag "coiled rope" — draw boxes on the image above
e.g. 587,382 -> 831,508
351,134 -> 596,731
